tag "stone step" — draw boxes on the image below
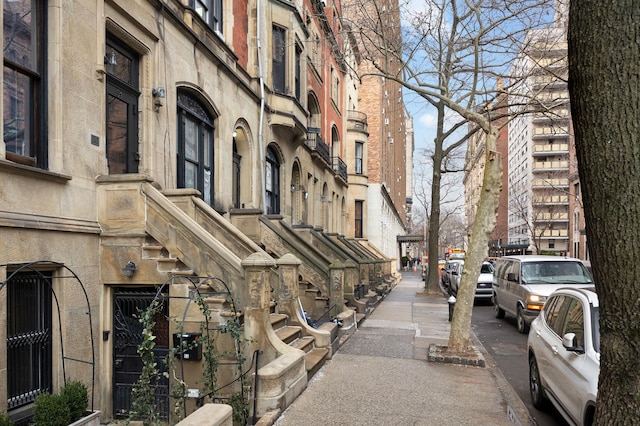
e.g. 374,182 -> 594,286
305,347 -> 329,379
270,313 -> 288,330
289,335 -> 315,353
275,325 -> 302,344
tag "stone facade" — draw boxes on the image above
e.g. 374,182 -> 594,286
0,0 -> 401,424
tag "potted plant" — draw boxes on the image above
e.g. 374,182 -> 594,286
32,381 -> 99,426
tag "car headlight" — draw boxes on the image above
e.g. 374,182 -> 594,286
526,294 -> 547,310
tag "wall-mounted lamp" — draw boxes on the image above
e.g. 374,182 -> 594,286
104,51 -> 117,66
122,261 -> 137,278
291,183 -> 297,193
152,87 -> 166,98
303,191 -> 308,200
232,131 -> 238,138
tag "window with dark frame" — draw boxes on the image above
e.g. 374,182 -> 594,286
3,0 -> 47,168
265,146 -> 280,214
355,200 -> 363,238
355,141 -> 363,174
294,43 -> 302,101
192,0 -> 223,35
106,36 -> 140,174
272,25 -> 286,94
7,271 -> 53,412
177,91 -> 215,205
232,141 -> 241,208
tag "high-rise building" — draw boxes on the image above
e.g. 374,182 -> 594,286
507,14 -> 572,255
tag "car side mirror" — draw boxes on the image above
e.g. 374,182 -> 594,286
507,272 -> 517,282
562,332 -> 585,354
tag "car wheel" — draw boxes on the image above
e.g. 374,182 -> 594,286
517,306 -> 529,334
494,295 -> 505,319
529,355 -> 548,409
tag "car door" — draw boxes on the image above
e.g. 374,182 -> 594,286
532,295 -> 568,399
503,261 -> 520,315
551,297 -> 589,423
494,260 -> 511,312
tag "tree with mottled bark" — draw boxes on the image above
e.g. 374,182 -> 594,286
568,1 -> 640,423
342,0 -> 557,352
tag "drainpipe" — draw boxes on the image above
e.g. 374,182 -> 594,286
257,0 -> 267,212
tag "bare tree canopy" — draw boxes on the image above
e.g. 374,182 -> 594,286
343,0 -> 560,352
568,0 -> 640,423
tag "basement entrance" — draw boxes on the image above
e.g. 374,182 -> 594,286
113,287 -> 170,419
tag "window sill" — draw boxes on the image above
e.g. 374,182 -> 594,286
0,158 -> 72,183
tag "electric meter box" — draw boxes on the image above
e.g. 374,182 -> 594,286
172,333 -> 202,360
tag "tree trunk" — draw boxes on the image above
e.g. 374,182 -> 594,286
448,128 -> 501,353
568,1 -> 640,423
425,103 -> 446,294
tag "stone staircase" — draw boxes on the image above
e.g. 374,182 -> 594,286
270,313 -> 329,379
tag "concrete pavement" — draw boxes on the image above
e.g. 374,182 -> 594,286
271,271 -> 534,426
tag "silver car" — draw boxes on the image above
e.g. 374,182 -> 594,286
527,287 -> 599,426
449,260 -> 494,303
493,255 -> 593,333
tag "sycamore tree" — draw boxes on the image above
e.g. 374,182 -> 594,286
342,0 -> 558,352
413,150 -> 465,259
568,1 -> 640,423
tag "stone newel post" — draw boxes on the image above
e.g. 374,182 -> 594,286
329,261 -> 345,316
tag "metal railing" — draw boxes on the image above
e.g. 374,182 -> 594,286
347,110 -> 368,132
306,131 -> 331,166
332,156 -> 348,182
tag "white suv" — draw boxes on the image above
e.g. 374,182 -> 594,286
493,255 -> 593,333
527,287 -> 599,426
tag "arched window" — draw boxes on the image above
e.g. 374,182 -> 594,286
177,91 -> 215,205
232,140 -> 241,208
266,146 -> 280,214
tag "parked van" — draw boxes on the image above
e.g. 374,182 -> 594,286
492,255 -> 593,334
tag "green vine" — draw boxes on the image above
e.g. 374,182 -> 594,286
128,299 -> 162,426
131,282 -> 252,425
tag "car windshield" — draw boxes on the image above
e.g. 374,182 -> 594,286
481,263 -> 494,274
521,261 -> 593,284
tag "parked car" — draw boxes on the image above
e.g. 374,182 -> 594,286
493,255 -> 593,333
527,287 -> 599,426
441,259 -> 464,290
449,260 -> 494,303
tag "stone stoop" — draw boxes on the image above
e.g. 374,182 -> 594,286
298,281 -> 329,320
270,313 -> 329,380
142,240 -> 196,276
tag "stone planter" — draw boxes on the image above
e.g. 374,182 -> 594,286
68,411 -> 100,426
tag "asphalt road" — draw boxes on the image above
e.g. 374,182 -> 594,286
471,302 -> 569,426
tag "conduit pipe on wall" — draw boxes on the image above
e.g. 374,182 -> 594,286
257,0 -> 267,212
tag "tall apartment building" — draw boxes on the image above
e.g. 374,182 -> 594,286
0,0 -> 403,423
508,17 -> 572,255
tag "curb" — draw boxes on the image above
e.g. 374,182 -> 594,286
470,331 -> 535,426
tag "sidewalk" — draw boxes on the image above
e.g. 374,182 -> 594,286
272,271 -> 533,426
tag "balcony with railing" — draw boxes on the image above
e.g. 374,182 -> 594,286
533,125 -> 570,139
332,156 -> 348,182
533,160 -> 569,171
306,130 -> 331,166
535,212 -> 569,222
534,228 -> 569,238
533,195 -> 569,205
532,178 -> 569,189
347,110 -> 368,133
533,143 -> 569,155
